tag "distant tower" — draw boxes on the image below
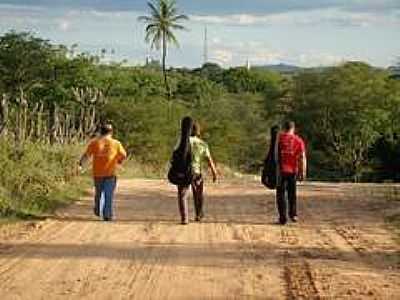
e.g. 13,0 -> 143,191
246,58 -> 251,70
203,26 -> 208,65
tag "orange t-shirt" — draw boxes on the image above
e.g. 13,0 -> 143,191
85,136 -> 127,177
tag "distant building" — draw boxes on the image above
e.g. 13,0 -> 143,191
145,55 -> 161,69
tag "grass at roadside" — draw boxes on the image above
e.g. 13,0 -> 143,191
0,139 -> 89,221
118,159 -> 167,179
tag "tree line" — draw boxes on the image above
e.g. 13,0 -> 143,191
0,31 -> 400,182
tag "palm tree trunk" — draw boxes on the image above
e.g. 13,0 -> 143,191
162,32 -> 170,100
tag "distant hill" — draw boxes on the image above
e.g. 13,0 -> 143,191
254,63 -> 398,75
388,66 -> 400,79
254,63 -> 301,73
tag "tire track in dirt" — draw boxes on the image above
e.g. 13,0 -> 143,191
0,180 -> 399,299
0,220 -> 76,280
124,223 -> 164,297
126,224 -> 177,299
280,226 -> 321,300
0,221 -> 95,297
43,221 -> 114,298
300,184 -> 400,299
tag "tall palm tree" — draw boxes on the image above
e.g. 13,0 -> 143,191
138,0 -> 188,98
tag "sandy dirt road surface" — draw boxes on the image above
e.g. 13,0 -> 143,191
0,179 -> 399,299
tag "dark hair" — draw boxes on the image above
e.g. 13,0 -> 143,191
191,121 -> 201,137
177,116 -> 193,159
100,123 -> 113,136
283,121 -> 295,131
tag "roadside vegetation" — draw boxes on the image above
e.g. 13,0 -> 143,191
0,28 -> 399,217
0,140 -> 89,218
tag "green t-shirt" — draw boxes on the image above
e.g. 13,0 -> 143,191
190,136 -> 211,175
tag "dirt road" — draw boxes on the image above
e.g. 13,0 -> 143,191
0,179 -> 399,299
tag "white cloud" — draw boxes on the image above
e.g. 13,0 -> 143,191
207,38 -> 358,67
208,40 -> 287,66
58,19 -> 71,32
296,52 -> 345,66
66,9 -> 133,19
190,8 -> 400,28
213,49 -> 234,64
0,3 -> 44,12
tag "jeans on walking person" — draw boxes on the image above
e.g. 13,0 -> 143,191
94,176 -> 117,220
276,173 -> 297,224
178,175 -> 204,224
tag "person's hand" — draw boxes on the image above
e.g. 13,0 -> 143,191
76,164 -> 84,175
297,171 -> 306,182
212,173 -> 218,183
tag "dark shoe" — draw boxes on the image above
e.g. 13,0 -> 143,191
290,216 -> 298,223
181,220 -> 189,225
195,211 -> 205,222
103,217 -> 112,222
195,214 -> 204,222
94,208 -> 100,217
279,219 -> 287,225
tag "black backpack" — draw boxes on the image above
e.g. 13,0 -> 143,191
168,148 -> 193,186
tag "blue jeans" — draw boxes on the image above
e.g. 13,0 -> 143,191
94,176 -> 117,220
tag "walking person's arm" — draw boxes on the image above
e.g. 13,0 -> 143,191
117,143 -> 127,164
79,154 -> 89,169
298,152 -> 307,181
207,156 -> 218,183
79,141 -> 94,172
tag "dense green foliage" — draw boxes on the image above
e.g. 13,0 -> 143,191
0,139 -> 87,217
1,31 -> 400,186
287,63 -> 400,181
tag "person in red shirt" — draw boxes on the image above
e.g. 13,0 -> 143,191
275,121 -> 307,225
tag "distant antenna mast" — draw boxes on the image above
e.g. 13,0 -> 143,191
203,26 -> 208,65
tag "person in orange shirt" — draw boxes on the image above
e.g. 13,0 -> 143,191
79,123 -> 127,221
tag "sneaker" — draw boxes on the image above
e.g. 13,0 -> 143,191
181,220 -> 189,225
290,216 -> 298,223
94,208 -> 100,217
195,215 -> 204,222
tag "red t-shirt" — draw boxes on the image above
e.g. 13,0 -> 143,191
278,133 -> 305,175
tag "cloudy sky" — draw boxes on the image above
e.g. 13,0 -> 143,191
0,0 -> 399,68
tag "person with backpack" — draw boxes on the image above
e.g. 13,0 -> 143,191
275,121 -> 307,225
189,121 -> 218,222
169,117 -> 218,225
79,123 -> 127,221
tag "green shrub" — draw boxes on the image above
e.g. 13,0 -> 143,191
0,139 -> 87,217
